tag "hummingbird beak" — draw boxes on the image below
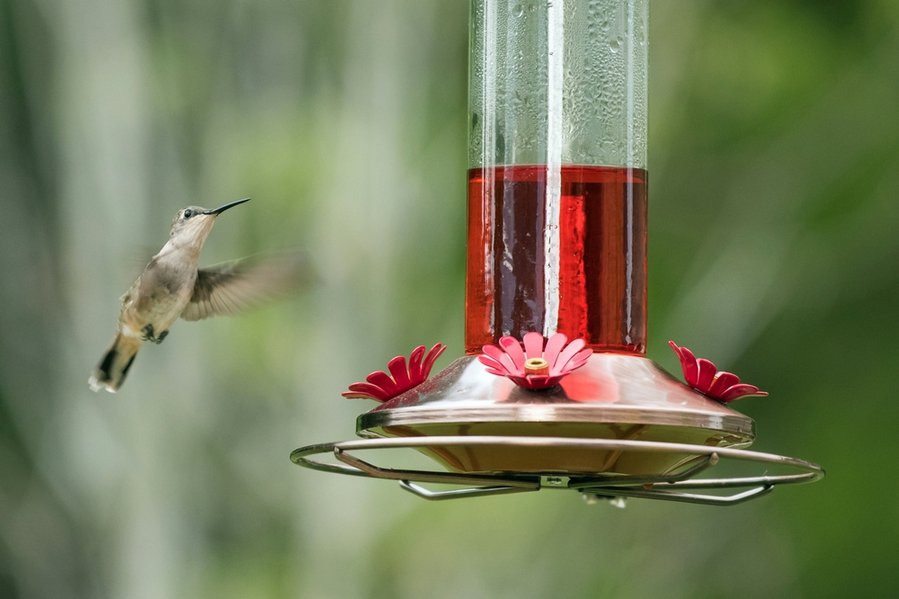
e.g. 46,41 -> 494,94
203,198 -> 251,216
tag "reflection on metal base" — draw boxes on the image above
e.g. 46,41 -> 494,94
360,354 -> 756,437
290,436 -> 824,506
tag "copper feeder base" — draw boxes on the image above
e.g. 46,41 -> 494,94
290,353 -> 823,504
357,353 -> 754,476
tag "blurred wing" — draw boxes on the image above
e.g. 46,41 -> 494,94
180,252 -> 311,321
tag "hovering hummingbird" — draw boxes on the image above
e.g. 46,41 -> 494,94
89,198 -> 303,393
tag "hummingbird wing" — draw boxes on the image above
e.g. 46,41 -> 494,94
180,252 -> 310,321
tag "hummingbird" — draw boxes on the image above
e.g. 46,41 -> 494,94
89,198 -> 303,393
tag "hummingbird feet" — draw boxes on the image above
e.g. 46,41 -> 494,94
141,324 -> 169,344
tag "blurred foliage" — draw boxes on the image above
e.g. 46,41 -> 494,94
1,0 -> 898,598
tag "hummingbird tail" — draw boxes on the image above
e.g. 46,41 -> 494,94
89,333 -> 142,393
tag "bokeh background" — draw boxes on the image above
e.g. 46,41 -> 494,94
2,1 -> 898,597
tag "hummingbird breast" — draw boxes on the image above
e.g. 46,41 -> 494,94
120,253 -> 199,337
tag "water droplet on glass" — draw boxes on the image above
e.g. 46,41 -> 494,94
512,3 -> 524,17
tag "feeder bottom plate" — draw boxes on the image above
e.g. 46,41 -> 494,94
291,435 -> 824,505
370,421 -> 752,476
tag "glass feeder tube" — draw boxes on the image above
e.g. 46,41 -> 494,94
465,0 -> 649,354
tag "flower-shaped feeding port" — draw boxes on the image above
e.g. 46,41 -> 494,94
343,343 -> 447,402
668,340 -> 768,403
479,332 -> 592,391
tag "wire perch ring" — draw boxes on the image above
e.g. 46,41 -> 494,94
290,435 -> 824,506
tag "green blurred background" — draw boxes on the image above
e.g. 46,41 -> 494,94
2,1 -> 898,597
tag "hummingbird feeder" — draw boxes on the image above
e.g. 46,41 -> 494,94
291,0 -> 823,505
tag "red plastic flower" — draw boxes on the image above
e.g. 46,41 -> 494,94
342,343 -> 446,402
668,340 -> 768,403
479,332 -> 592,390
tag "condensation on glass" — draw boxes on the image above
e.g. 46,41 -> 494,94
466,0 -> 649,355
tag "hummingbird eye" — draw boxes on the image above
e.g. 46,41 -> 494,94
183,209 -> 193,219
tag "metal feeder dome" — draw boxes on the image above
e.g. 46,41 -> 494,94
291,0 -> 824,505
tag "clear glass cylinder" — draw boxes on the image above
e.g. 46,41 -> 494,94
465,0 -> 648,354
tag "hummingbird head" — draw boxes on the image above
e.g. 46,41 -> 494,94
168,198 -> 250,249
